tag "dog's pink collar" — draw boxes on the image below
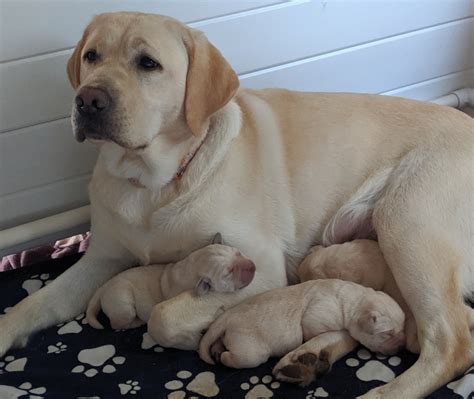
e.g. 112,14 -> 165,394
174,135 -> 207,180
127,133 -> 208,189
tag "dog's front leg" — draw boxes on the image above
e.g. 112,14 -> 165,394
148,249 -> 287,350
0,234 -> 135,357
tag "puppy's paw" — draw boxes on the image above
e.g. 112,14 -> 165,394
210,337 -> 226,364
273,351 -> 330,387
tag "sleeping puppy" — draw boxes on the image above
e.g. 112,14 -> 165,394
299,240 -> 388,290
199,279 -> 405,371
299,239 -> 474,353
86,234 -> 255,329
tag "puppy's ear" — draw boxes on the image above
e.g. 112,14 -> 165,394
67,28 -> 90,89
212,232 -> 224,245
361,311 -> 394,335
183,29 -> 239,136
195,277 -> 212,296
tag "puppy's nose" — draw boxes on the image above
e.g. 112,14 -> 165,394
75,87 -> 110,115
232,259 -> 256,289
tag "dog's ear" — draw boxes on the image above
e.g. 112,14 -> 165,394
195,277 -> 212,296
360,311 -> 394,335
183,29 -> 239,136
67,28 -> 90,89
212,232 -> 224,245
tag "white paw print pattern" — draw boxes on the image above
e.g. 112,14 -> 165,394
72,344 -> 125,377
241,375 -> 280,399
0,355 -> 27,373
57,313 -> 88,335
22,273 -> 52,295
306,387 -> 329,398
141,332 -> 164,352
447,365 -> 474,398
47,341 -> 67,354
165,370 -> 219,398
0,382 -> 46,399
119,380 -> 141,395
345,348 -> 401,383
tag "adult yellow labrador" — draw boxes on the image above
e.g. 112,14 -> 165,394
1,12 -> 472,398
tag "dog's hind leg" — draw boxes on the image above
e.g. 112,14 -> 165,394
361,147 -> 474,398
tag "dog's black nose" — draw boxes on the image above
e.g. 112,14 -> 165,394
75,87 -> 110,115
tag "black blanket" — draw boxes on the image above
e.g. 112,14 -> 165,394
0,255 -> 471,398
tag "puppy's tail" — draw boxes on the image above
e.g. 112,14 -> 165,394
198,315 -> 227,365
86,286 -> 105,329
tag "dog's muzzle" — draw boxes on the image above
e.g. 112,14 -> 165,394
73,86 -> 113,142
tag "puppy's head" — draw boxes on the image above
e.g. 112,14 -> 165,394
194,233 -> 256,295
350,291 -> 405,355
298,245 -> 327,282
67,12 -> 239,150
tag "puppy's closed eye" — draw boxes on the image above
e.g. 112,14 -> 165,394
195,277 -> 212,296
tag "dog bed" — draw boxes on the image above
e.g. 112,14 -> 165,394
0,253 -> 472,398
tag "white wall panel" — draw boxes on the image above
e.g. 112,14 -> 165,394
382,69 -> 474,100
203,0 -> 473,74
0,174 -> 90,230
0,53 -> 74,133
0,119 -> 98,196
241,19 -> 474,92
0,0 -> 284,62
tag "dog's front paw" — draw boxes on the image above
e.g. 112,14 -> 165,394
0,319 -> 27,358
273,351 -> 330,387
0,338 -> 13,359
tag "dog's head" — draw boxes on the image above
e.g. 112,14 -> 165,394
67,12 -> 239,150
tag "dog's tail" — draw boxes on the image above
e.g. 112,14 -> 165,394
198,315 -> 227,365
86,286 -> 105,329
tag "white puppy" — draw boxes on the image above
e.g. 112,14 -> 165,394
199,279 -> 405,374
86,234 -> 255,329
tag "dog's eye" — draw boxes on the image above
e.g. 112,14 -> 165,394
84,50 -> 98,62
138,56 -> 161,70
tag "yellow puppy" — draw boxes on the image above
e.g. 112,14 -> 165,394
86,234 -> 255,329
199,280 -> 405,375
